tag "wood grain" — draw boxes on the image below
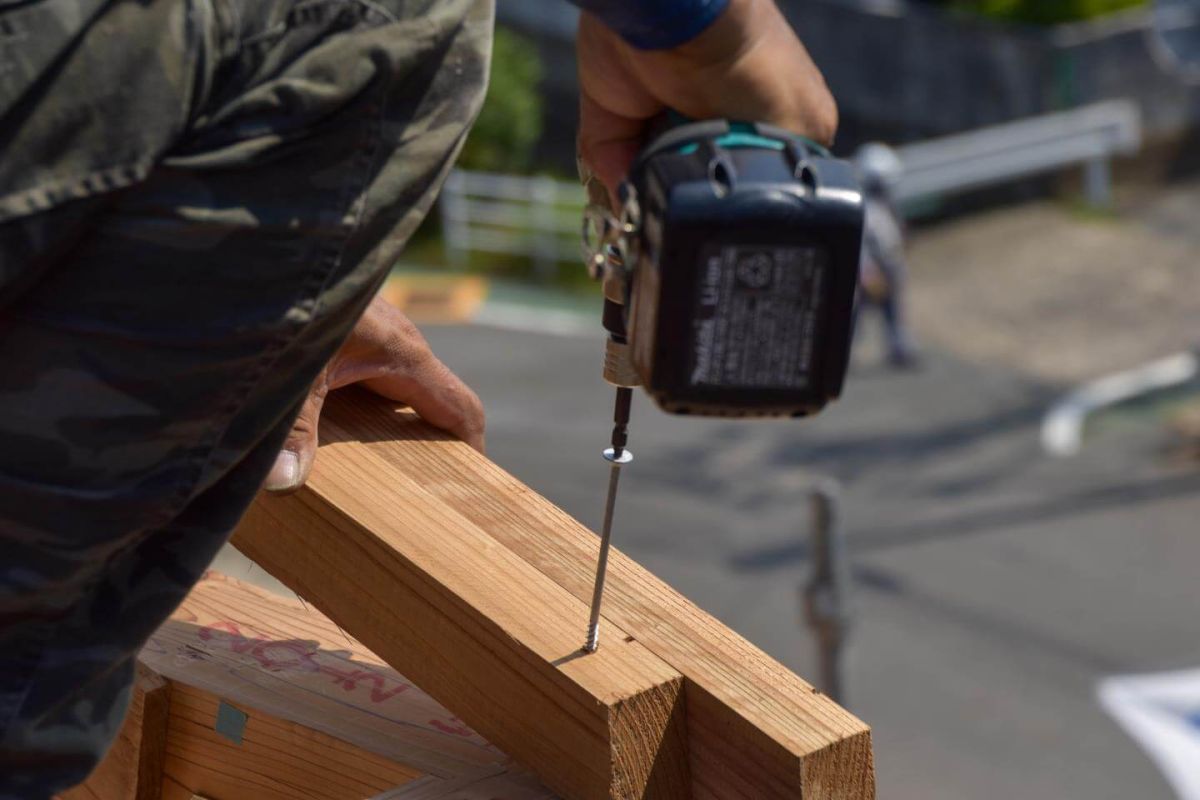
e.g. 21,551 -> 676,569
59,664 -> 170,800
233,439 -> 690,800
303,389 -> 875,799
375,770 -> 558,799
141,571 -> 504,780
159,682 -> 422,799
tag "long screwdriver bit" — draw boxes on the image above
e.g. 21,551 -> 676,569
583,386 -> 633,653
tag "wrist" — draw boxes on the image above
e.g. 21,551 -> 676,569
668,0 -> 764,67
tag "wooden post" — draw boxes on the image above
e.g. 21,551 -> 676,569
233,389 -> 874,799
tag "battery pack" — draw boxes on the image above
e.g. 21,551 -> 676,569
624,121 -> 864,417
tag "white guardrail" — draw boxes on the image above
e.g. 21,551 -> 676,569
894,99 -> 1143,208
438,170 -> 585,278
1042,350 -> 1199,457
439,101 -> 1143,269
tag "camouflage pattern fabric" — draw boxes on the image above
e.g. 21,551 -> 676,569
0,0 -> 493,795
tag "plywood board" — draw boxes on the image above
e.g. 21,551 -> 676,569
141,572 -> 504,780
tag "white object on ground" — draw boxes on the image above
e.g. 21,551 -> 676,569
1099,668 -> 1200,800
1041,351 -> 1199,457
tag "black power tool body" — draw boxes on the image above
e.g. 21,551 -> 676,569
612,119 -> 864,418
581,119 -> 865,653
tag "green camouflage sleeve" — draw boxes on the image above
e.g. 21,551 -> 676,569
0,0 -> 493,795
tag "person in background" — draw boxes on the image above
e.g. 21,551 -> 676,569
0,0 -> 837,796
855,142 -> 921,368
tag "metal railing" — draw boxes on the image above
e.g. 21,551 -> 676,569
440,100 -> 1142,273
438,170 -> 585,279
894,100 -> 1143,209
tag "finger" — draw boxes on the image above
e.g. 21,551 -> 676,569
362,357 -> 486,453
264,370 -> 329,494
331,298 -> 486,452
576,13 -> 661,201
359,299 -> 486,451
578,91 -> 650,206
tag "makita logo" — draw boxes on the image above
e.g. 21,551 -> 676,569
691,318 -> 716,385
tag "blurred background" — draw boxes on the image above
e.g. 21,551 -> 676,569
376,1 -> 1200,797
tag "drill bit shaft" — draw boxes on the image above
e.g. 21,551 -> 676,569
584,387 -> 633,653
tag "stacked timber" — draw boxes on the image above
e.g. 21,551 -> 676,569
64,388 -> 875,799
61,571 -> 547,799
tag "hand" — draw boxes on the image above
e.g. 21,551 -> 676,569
576,0 -> 838,201
264,295 -> 485,493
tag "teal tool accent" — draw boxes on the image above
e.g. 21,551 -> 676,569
676,121 -> 831,157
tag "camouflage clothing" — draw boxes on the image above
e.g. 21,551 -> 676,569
0,0 -> 493,795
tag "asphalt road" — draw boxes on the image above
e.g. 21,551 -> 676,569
413,319 -> 1200,800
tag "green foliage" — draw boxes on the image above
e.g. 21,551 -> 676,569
948,0 -> 1146,24
457,27 -> 544,173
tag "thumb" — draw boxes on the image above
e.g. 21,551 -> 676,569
264,373 -> 329,494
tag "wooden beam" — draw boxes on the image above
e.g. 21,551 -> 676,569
160,682 -> 422,800
60,664 -> 170,800
233,445 -> 690,799
141,571 -> 506,781
244,388 -> 875,799
146,572 -> 553,800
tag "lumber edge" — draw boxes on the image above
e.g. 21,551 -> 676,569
233,442 -> 691,800
306,389 -> 876,799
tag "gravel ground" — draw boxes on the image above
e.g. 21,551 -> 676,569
905,182 -> 1200,385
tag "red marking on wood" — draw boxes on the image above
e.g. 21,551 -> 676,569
196,620 -> 411,703
429,717 -> 475,737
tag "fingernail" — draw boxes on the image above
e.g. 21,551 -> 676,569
265,450 -> 300,493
